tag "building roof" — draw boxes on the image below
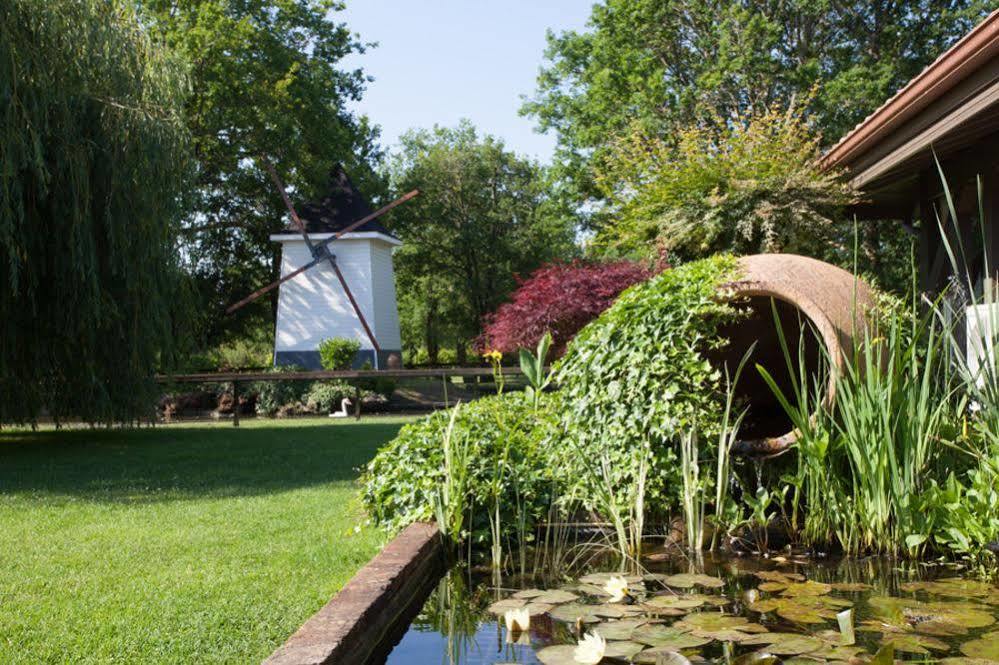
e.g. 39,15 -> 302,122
822,9 -> 999,173
286,165 -> 396,238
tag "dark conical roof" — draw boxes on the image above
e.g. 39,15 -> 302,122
286,165 -> 395,237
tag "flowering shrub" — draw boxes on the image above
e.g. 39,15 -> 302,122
478,259 -> 660,357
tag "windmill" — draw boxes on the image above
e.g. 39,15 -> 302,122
226,157 -> 418,368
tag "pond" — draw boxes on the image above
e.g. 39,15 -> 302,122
384,551 -> 999,664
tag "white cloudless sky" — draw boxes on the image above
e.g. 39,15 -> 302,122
338,1 -> 594,163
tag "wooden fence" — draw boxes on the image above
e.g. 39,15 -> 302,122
155,367 -> 528,426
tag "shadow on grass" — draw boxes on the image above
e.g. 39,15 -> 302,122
0,420 -> 408,503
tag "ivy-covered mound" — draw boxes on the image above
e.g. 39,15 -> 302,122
362,255 -> 741,538
551,254 -> 741,511
362,392 -> 558,543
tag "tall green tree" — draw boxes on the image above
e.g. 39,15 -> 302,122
389,122 -> 577,363
1,0 -> 191,424
594,100 -> 855,260
524,0 -> 993,229
139,0 -> 383,344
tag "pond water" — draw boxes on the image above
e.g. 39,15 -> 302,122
383,551 -> 999,664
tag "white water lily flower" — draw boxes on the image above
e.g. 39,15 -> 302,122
574,632 -> 606,664
603,575 -> 629,603
503,607 -> 530,633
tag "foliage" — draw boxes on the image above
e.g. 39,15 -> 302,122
252,366 -> 314,417
303,380 -> 356,413
0,416 -> 411,662
593,100 -> 856,260
553,255 -> 741,520
0,0 -> 192,425
353,361 -> 396,400
318,337 -> 361,371
388,121 -> 577,363
762,293 -> 965,556
523,0 -> 991,230
139,0 -> 384,344
519,333 -> 553,410
362,392 -> 558,549
478,258 -> 658,357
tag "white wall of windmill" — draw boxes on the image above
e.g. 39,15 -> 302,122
271,232 -> 403,369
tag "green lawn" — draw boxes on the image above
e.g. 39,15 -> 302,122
0,416 -> 414,663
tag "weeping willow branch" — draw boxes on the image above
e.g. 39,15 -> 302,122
0,0 -> 193,425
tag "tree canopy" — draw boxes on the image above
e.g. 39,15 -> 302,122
593,100 -> 855,261
1,0 -> 191,424
139,0 -> 384,345
388,122 -> 577,363
524,0 -> 993,227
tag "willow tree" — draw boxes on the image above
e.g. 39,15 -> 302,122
0,0 -> 191,425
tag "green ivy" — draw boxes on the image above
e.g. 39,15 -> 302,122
552,255 -> 741,514
361,392 -> 557,544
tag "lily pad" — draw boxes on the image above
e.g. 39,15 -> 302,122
605,640 -> 645,659
535,645 -> 577,665
868,595 -> 996,631
882,633 -> 950,654
765,635 -> 825,655
900,578 -> 994,598
547,602 -> 602,624
644,595 -> 705,610
512,588 -> 545,599
757,579 -> 833,597
534,589 -> 580,604
756,571 -> 806,583
596,619 -> 648,640
579,572 -> 643,585
960,630 -> 999,659
663,573 -> 725,589
750,596 -> 844,624
633,625 -> 713,649
488,598 -> 525,615
674,613 -> 750,632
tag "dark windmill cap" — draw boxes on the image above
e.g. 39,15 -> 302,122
288,165 -> 397,238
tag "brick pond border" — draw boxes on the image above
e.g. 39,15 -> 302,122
264,521 -> 445,665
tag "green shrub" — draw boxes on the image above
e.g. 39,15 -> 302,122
355,361 -> 396,399
303,380 -> 356,413
362,392 -> 557,542
253,366 -> 312,417
552,255 -> 741,515
318,337 -> 361,370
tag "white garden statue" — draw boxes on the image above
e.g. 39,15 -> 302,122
330,397 -> 352,418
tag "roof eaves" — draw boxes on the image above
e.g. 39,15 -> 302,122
821,9 -> 999,171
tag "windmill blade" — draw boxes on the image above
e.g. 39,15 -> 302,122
260,155 -> 315,247
225,256 -> 323,314
330,260 -> 381,352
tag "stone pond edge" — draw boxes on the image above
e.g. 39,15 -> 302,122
263,521 -> 445,665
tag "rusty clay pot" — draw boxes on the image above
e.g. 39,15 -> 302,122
714,254 -> 877,457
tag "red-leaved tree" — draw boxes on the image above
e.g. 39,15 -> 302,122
477,258 -> 665,358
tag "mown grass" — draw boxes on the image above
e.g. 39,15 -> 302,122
0,416 -> 414,663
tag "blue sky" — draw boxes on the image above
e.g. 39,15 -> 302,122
338,1 -> 594,163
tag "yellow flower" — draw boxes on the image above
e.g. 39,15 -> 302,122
503,607 -> 530,633
603,575 -> 629,603
573,632 -> 606,664
484,349 -> 503,363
